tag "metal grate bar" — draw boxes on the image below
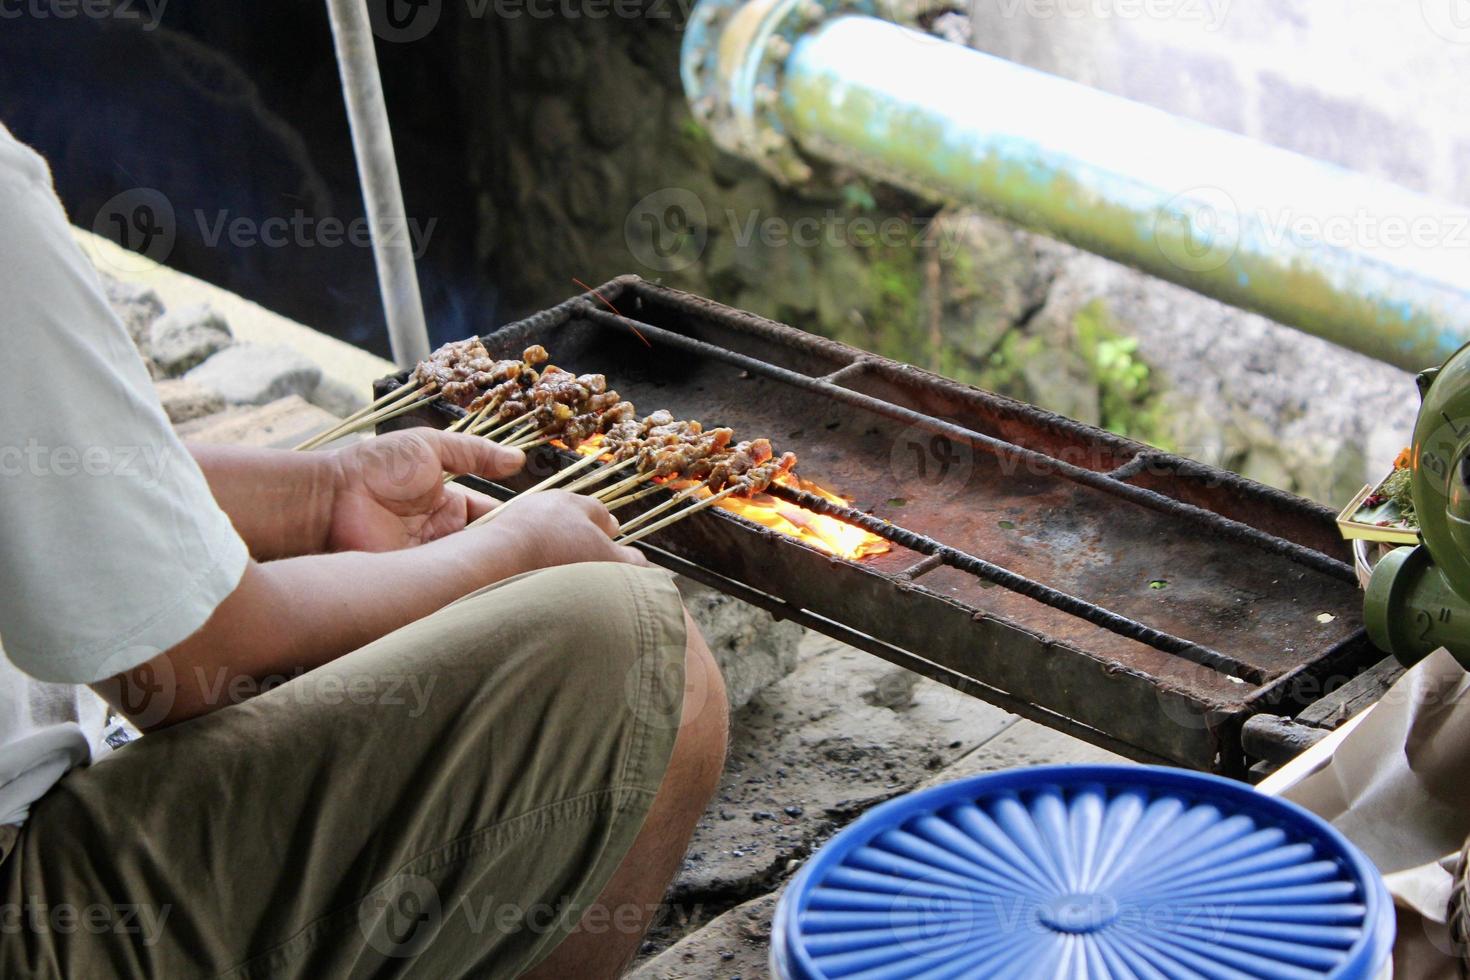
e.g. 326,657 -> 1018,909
576,305 -> 1355,585
764,482 -> 1266,683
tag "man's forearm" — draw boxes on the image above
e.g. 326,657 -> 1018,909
94,525 -> 527,730
188,443 -> 336,559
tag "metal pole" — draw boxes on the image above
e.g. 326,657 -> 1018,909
325,0 -> 431,368
683,1 -> 1470,373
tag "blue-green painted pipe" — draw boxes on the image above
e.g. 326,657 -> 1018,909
683,4 -> 1470,372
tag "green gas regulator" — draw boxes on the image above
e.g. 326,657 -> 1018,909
1366,344 -> 1470,666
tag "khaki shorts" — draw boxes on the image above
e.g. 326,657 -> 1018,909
0,562 -> 687,979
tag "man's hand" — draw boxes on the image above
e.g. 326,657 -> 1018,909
116,445 -> 647,731
326,430 -> 525,552
488,491 -> 649,571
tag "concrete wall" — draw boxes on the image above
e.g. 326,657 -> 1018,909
968,0 -> 1470,205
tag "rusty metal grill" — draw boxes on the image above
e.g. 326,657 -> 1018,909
378,276 -> 1379,776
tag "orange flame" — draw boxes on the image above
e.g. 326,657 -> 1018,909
564,435 -> 890,560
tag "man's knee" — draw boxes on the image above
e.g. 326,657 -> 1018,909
667,609 -> 727,801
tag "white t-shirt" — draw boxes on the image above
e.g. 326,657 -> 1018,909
0,123 -> 249,826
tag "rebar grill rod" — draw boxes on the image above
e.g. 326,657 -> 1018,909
576,303 -> 1355,584
451,432 -> 1260,681
458,460 -> 1185,763
763,481 -> 1263,683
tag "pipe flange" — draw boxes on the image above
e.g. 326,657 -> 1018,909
682,0 -> 873,184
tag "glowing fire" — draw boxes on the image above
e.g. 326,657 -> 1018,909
564,436 -> 889,561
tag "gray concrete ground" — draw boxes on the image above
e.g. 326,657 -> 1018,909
631,633 -> 1124,978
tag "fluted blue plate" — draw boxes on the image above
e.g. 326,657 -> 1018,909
772,765 -> 1393,979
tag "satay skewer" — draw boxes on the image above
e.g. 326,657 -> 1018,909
591,470 -> 658,502
506,424 -> 555,449
560,456 -> 639,494
311,341 -> 551,450
603,482 -> 669,512
295,382 -> 436,450
295,380 -> 427,449
465,452 -> 608,528
616,487 -> 744,545
613,482 -> 709,534
498,420 -> 540,445
475,409 -> 536,440
447,399 -> 497,434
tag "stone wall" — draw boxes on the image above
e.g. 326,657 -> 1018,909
2,4 -> 1426,508
449,2 -> 1420,506
969,0 -> 1470,207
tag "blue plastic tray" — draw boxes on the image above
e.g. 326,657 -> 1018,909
772,765 -> 1394,979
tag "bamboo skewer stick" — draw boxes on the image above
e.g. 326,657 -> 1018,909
614,482 -> 709,535
604,482 -> 668,512
591,470 -> 653,502
294,382 -> 432,450
498,419 -> 540,445
466,452 -> 608,528
475,410 -> 536,440
447,400 -> 494,433
616,486 -> 743,545
299,388 -> 439,450
345,386 -> 439,434
335,381 -> 421,427
360,389 -> 442,429
560,456 -> 638,494
506,425 -> 553,448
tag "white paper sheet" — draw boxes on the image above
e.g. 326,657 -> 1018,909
1279,649 -> 1470,977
